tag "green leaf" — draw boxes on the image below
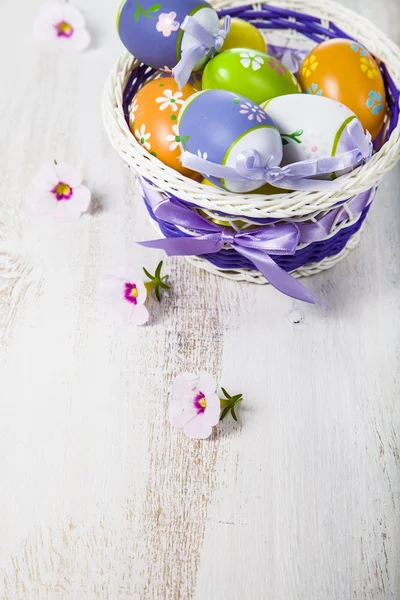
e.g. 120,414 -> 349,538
220,406 -> 231,422
134,8 -> 140,22
143,267 -> 153,279
293,129 -> 304,137
155,261 -> 163,278
182,136 -> 190,143
155,286 -> 161,302
282,137 -> 289,145
148,3 -> 161,12
231,407 -> 238,422
221,387 -> 231,400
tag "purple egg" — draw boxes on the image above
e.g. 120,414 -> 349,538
178,90 -> 282,192
117,0 -> 219,71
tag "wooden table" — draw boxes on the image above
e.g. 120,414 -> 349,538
1,0 -> 399,598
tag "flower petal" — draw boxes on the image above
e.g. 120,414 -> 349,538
69,185 -> 91,212
32,164 -> 58,191
54,163 -> 82,187
98,274 -> 125,305
53,202 -> 83,222
172,372 -> 197,400
198,371 -> 217,396
61,3 -> 86,28
37,2 -> 64,25
169,398 -> 198,428
107,265 -> 147,305
57,27 -> 91,52
129,304 -> 149,326
183,413 -> 213,439
204,392 -> 221,427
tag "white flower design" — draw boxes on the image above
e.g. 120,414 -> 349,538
33,2 -> 90,53
156,12 -> 180,38
239,102 -> 267,123
166,124 -> 181,151
156,88 -> 184,112
240,51 -> 264,71
135,124 -> 151,150
197,150 -> 208,160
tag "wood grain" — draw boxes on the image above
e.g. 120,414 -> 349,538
0,0 -> 399,598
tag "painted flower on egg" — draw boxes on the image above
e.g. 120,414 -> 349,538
239,51 -> 264,71
239,102 -> 267,123
98,265 -> 149,326
156,12 -> 180,37
156,89 -> 185,112
166,124 -> 182,151
33,2 -> 90,52
366,91 -> 383,114
31,163 -> 91,221
301,54 -> 318,78
360,56 -> 379,79
268,56 -> 286,76
169,372 -> 221,439
135,124 -> 151,151
306,83 -> 323,96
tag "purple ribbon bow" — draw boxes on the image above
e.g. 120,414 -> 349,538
138,183 -> 321,304
181,119 -> 373,191
173,16 -> 231,89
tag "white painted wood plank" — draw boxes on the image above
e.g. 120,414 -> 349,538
0,0 -> 399,598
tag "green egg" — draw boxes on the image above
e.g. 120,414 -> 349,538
203,48 -> 301,105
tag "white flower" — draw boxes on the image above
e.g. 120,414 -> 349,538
240,51 -> 264,71
33,2 -> 90,53
166,124 -> 181,151
30,162 -> 91,222
135,124 -> 151,150
156,89 -> 184,112
169,372 -> 221,439
197,150 -> 208,160
98,265 -> 149,327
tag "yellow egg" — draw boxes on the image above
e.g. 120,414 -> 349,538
221,18 -> 267,54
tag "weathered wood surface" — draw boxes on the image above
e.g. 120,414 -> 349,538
0,0 -> 399,598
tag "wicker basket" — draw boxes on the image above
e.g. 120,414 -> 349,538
103,0 -> 400,298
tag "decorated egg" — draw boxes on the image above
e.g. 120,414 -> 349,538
260,93 -> 365,176
117,0 -> 219,72
299,38 -> 386,140
178,89 -> 282,192
203,48 -> 301,104
220,18 -> 267,53
130,77 -> 199,177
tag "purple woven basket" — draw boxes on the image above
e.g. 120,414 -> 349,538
114,1 -> 400,297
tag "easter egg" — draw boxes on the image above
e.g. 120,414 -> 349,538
130,78 -> 198,178
220,18 -> 267,53
117,0 -> 219,72
203,48 -> 301,104
179,89 -> 282,192
201,178 -> 282,195
299,38 -> 386,140
260,94 -> 364,177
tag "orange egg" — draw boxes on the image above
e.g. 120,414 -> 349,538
129,77 -> 198,178
299,38 -> 386,140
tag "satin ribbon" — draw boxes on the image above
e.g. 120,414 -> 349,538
181,119 -> 373,191
173,16 -> 231,88
138,183 -> 320,304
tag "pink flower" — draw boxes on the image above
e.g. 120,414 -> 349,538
31,163 -> 91,221
169,372 -> 221,439
268,57 -> 286,76
98,265 -> 149,327
34,2 -> 90,52
156,12 -> 180,38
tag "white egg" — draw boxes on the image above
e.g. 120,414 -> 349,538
260,94 -> 360,175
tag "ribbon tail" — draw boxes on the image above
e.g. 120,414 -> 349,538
138,235 -> 222,256
173,45 -> 207,89
236,245 -> 321,305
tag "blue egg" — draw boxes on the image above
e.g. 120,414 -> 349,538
178,89 -> 282,192
117,0 -> 219,71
